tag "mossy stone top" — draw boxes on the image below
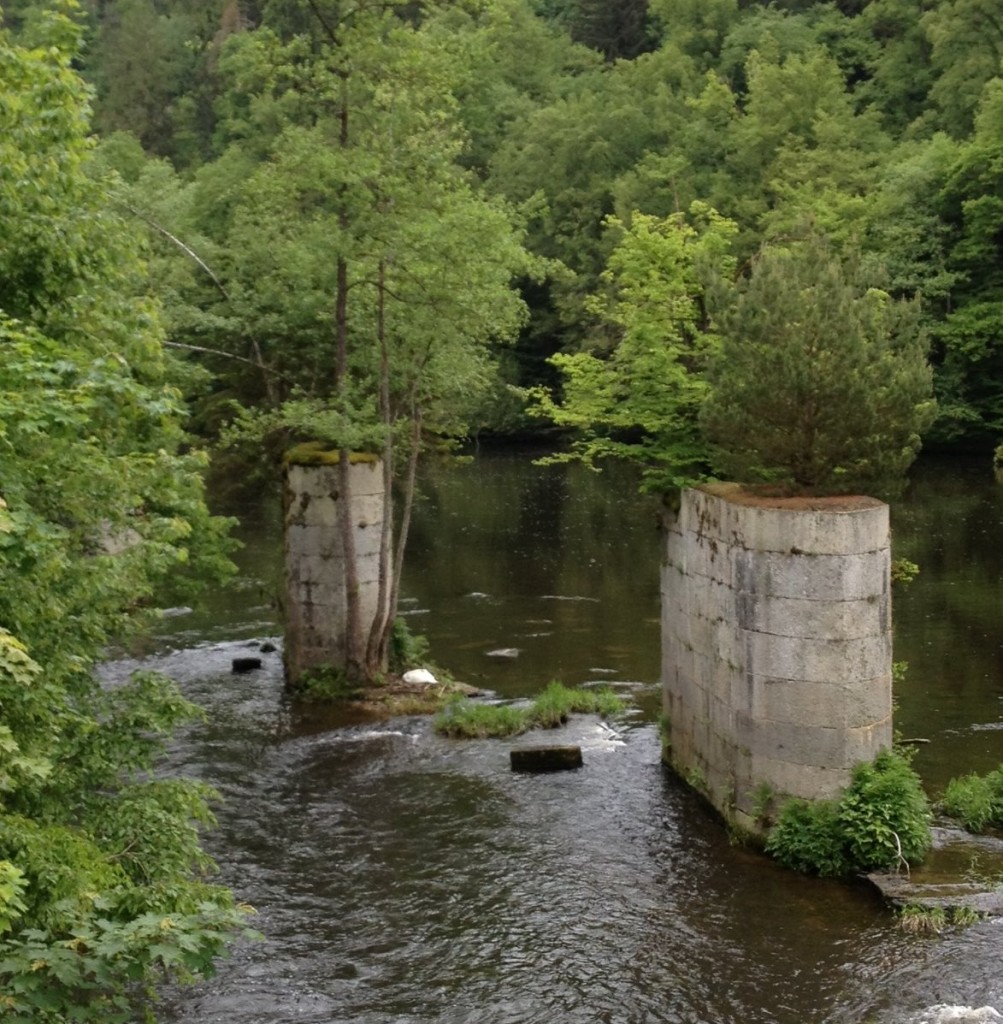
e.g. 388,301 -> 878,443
284,441 -> 380,467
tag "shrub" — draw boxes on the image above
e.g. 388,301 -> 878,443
388,618 -> 431,674
765,748 -> 932,878
765,798 -> 852,878
839,749 -> 932,870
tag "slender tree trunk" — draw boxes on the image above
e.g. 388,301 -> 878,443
366,258 -> 394,676
334,253 -> 364,681
332,62 -> 365,682
385,395 -> 422,663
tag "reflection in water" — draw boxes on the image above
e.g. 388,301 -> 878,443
127,451 -> 1003,1023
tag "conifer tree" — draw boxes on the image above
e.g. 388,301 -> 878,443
701,232 -> 936,495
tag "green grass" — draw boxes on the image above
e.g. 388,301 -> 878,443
898,903 -> 985,934
898,904 -> 947,935
434,681 -> 627,739
941,767 -> 1003,832
434,700 -> 528,738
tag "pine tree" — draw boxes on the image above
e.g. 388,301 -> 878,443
700,232 -> 936,495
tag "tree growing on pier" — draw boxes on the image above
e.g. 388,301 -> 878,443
701,231 -> 936,495
207,1 -> 530,684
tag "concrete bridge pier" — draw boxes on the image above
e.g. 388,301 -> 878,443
662,484 -> 892,836
283,449 -> 388,687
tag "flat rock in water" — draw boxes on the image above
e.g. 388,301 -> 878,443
510,745 -> 583,773
867,872 -> 1003,915
231,657 -> 263,674
919,1008 -> 1003,1024
486,648 -> 520,659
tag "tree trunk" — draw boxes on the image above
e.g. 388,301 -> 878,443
365,258 -> 394,677
335,254 -> 364,680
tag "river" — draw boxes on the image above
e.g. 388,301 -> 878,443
105,451 -> 1003,1024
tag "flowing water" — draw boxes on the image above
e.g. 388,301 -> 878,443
106,451 -> 1003,1024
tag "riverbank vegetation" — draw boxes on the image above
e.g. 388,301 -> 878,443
940,767 -> 1003,833
435,682 -> 626,738
765,749 -> 933,877
0,11 -> 251,1020
898,903 -> 985,935
3,0 -> 1003,1009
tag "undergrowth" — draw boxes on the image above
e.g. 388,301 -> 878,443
434,681 -> 626,739
898,903 -> 985,934
293,665 -> 363,702
765,748 -> 932,878
388,618 -> 432,675
940,767 -> 1003,832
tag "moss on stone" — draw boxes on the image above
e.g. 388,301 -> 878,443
284,441 -> 379,467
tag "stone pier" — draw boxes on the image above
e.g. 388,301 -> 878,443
283,449 -> 388,685
662,484 -> 892,835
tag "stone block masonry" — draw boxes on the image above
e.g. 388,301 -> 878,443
284,457 -> 388,685
662,484 -> 892,835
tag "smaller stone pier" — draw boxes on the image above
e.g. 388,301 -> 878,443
283,448 -> 388,685
662,484 -> 893,835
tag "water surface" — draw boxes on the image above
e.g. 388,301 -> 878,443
115,452 -> 1003,1024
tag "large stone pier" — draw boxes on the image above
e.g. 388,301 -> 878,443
662,484 -> 892,835
283,450 -> 388,685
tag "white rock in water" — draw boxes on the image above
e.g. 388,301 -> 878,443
921,1007 -> 1003,1024
486,648 -> 520,659
402,668 -> 438,685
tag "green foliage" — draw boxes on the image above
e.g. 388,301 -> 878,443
750,781 -> 777,824
949,905 -> 985,928
891,558 -> 920,586
684,766 -> 708,794
434,682 -> 626,738
388,618 -> 432,675
702,231 -> 936,495
764,796 -> 852,877
898,903 -> 948,935
941,767 -> 1003,833
765,749 -> 932,877
293,665 -> 364,703
838,749 -> 933,869
933,80 -> 1003,444
530,203 -> 737,490
530,679 -> 626,725
435,698 -> 530,738
0,12 -> 246,1018
898,902 -> 985,934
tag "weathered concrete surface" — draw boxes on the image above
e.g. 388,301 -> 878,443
868,873 -> 1003,916
283,458 -> 388,685
662,485 -> 892,834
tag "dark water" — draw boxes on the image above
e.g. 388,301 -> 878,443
109,452 -> 1003,1024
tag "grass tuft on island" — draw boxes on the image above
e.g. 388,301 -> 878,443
940,766 -> 1003,833
434,681 -> 626,739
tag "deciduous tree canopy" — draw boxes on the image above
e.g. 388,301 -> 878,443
0,8 -> 247,1019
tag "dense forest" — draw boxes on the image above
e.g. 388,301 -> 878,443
6,0 -> 1003,458
1,0 -> 1003,1016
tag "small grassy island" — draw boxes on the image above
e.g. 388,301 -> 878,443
434,681 -> 627,738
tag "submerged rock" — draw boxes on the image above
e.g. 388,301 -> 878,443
510,745 -> 583,772
486,648 -> 520,659
867,872 -> 1003,916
